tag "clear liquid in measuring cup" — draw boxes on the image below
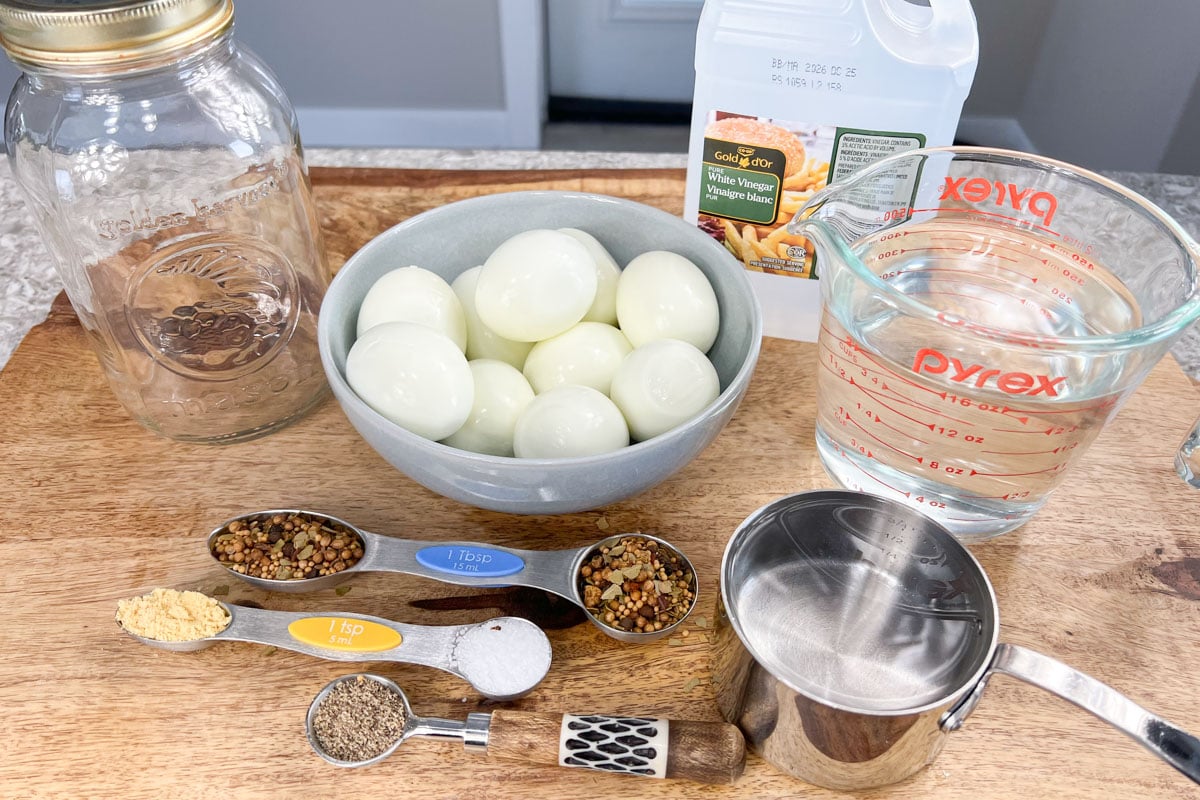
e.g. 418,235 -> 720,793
816,217 -> 1142,540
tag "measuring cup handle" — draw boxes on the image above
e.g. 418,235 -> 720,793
993,643 -> 1200,784
486,710 -> 745,784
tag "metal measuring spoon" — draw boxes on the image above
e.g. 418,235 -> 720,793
115,603 -> 550,701
306,673 -> 745,785
206,509 -> 698,643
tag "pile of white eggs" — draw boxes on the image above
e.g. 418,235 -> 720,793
345,228 -> 721,459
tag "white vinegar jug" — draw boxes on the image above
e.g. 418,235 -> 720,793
684,0 -> 978,340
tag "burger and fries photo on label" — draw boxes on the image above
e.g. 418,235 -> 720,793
695,113 -> 924,279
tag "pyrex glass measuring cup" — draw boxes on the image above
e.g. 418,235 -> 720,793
790,147 -> 1200,539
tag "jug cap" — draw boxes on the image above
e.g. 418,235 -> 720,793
0,0 -> 232,69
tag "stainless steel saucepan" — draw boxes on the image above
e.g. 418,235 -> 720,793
712,490 -> 1200,790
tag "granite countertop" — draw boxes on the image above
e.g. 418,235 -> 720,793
1,148 -> 1198,387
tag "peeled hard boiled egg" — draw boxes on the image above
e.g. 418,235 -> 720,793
610,338 -> 720,442
450,266 -> 535,369
356,265 -> 468,351
346,321 -> 474,441
615,251 -> 720,352
558,228 -> 621,325
522,322 -> 632,395
475,229 -> 598,342
442,359 -> 535,457
513,385 -> 630,459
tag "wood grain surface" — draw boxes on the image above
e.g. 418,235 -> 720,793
1,167 -> 1198,800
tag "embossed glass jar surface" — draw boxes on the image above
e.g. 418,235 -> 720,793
0,0 -> 329,443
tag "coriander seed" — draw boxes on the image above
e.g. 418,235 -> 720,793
577,534 -> 696,635
210,511 -> 365,582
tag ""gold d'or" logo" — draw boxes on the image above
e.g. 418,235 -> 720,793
713,144 -> 776,171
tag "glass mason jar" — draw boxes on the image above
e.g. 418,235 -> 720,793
0,0 -> 329,443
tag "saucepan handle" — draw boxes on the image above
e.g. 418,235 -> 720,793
991,643 -> 1200,784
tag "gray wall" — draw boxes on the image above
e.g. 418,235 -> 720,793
963,0 -> 1055,119
3,1 -> 1200,174
1017,0 -> 1200,172
235,0 -> 505,111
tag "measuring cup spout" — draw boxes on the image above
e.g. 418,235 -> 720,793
789,214 -> 857,277
985,644 -> 1200,784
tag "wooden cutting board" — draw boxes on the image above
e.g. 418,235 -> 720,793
2,167 -> 1198,800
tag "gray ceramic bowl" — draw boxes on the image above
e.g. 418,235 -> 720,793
317,191 -> 763,514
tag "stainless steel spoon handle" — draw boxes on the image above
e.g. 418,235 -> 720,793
215,603 -> 459,665
410,712 -> 492,751
993,643 -> 1200,784
212,605 -> 550,700
355,530 -> 583,601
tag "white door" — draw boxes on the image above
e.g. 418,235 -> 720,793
547,0 -> 702,103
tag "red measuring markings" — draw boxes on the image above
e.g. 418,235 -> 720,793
820,343 -> 980,428
929,426 -> 987,445
967,462 -> 1067,478
821,327 -> 944,397
992,424 -> 1082,435
913,228 -> 1047,260
885,245 -> 1021,266
935,396 -> 1030,424
1016,296 -> 1082,327
1048,241 -> 1098,272
908,290 -> 1003,308
856,373 -> 977,428
819,357 -> 943,429
981,441 -> 1080,456
909,206 -> 1061,236
931,391 -> 1026,423
821,336 -> 905,386
827,441 -> 915,499
914,233 -> 1091,285
838,401 -> 932,444
960,489 -> 1033,501
870,405 -> 931,443
1005,395 -> 1119,416
837,408 -> 924,463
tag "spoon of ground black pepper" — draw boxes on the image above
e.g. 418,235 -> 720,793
207,510 -> 697,643
114,587 -> 551,700
306,672 -> 746,785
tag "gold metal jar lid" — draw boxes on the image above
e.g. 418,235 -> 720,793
0,0 -> 233,68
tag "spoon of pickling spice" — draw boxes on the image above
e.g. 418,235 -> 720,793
306,673 -> 746,784
208,509 -> 698,642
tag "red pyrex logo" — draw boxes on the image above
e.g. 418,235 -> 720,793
940,176 -> 1058,227
913,348 -> 1066,396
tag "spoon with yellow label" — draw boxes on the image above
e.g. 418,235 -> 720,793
115,595 -> 550,701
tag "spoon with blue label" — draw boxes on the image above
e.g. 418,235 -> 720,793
206,509 -> 697,643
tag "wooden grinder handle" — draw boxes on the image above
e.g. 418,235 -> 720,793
487,710 -> 746,785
